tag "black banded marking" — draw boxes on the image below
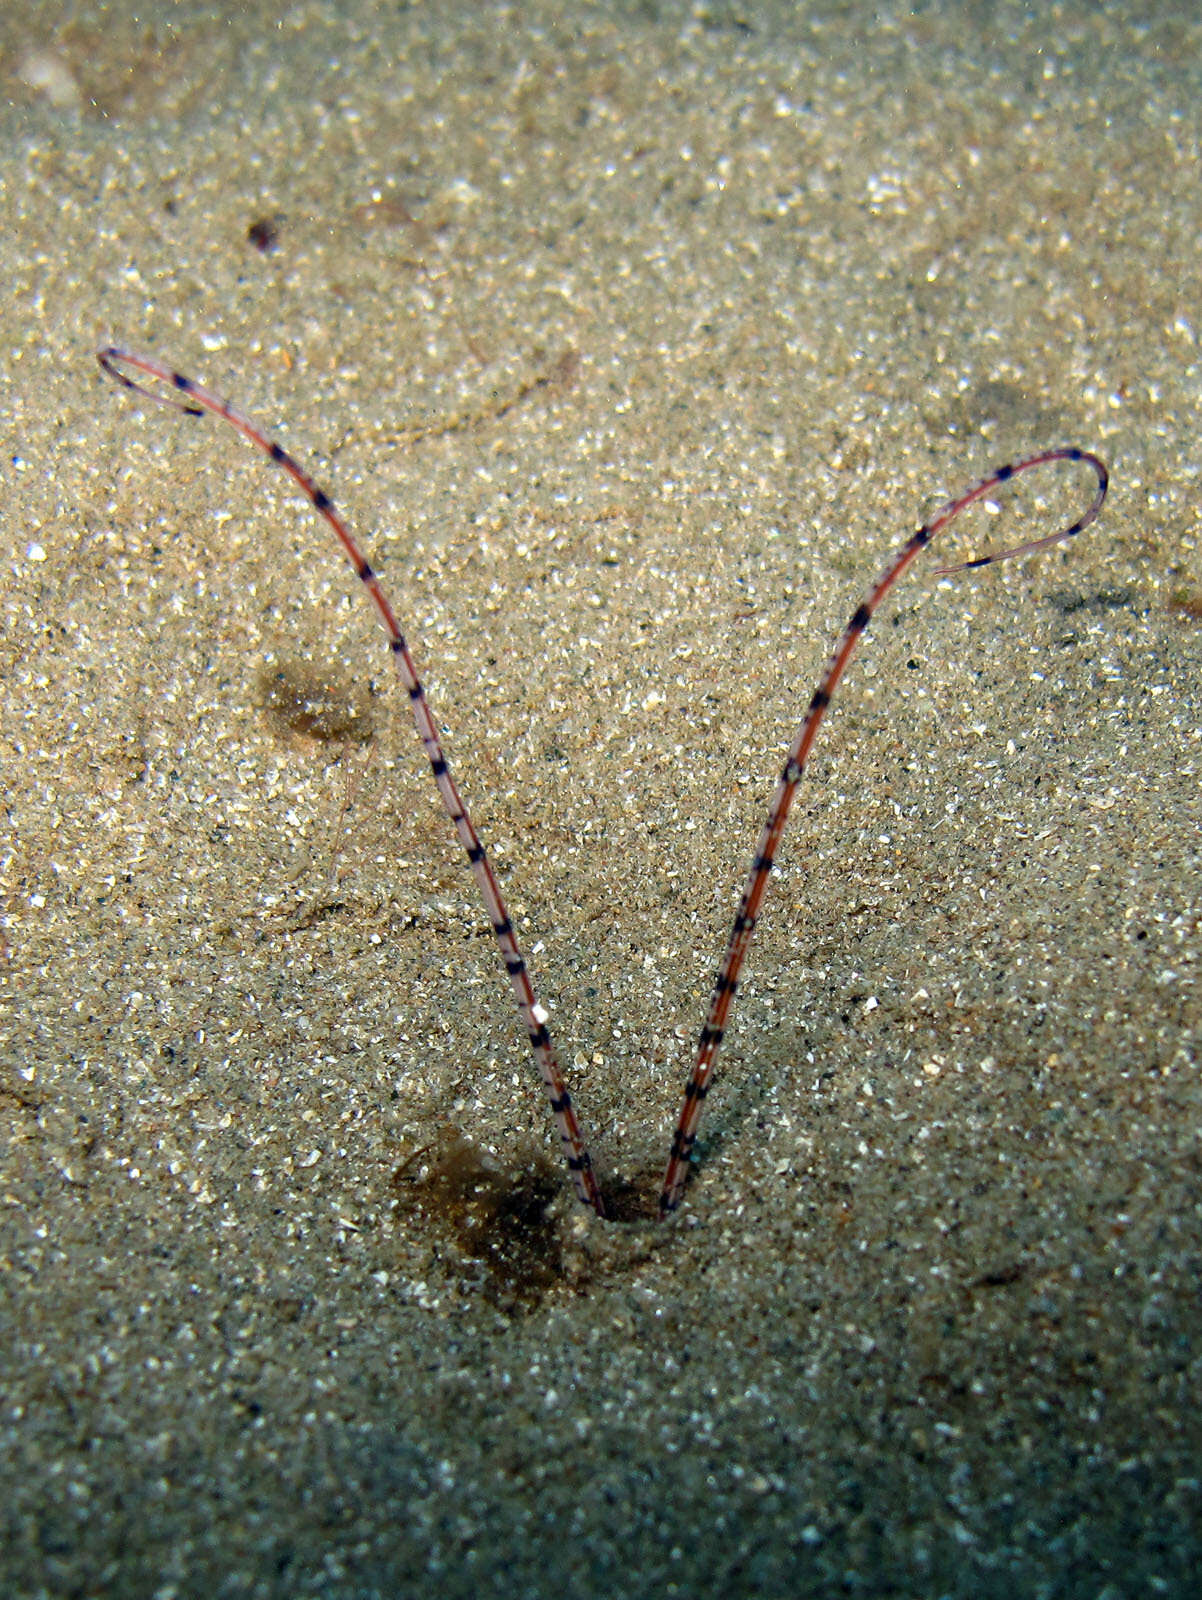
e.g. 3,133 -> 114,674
95,350 -> 1106,1224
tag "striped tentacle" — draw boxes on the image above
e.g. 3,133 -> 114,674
657,447 -> 1108,1215
97,347 -> 606,1216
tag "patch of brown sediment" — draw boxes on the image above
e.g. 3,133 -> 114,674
391,1129 -> 569,1312
391,1129 -> 664,1310
1168,584 -> 1202,622
255,659 -> 376,747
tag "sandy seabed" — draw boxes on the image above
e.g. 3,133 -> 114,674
1,2 -> 1200,1595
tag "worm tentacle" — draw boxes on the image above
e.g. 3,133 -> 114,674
97,346 -> 1107,1221
98,346 -> 606,1216
657,446 -> 1107,1214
